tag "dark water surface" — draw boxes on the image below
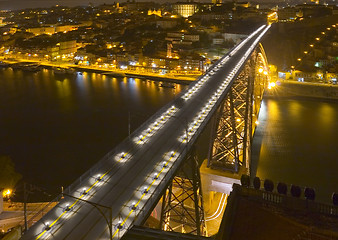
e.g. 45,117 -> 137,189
0,68 -> 187,198
252,97 -> 338,204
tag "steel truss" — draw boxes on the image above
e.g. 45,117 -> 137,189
159,148 -> 207,236
208,49 -> 267,173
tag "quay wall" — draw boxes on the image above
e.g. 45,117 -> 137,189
266,80 -> 338,100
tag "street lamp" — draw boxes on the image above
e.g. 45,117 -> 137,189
62,193 -> 113,240
2,189 -> 12,198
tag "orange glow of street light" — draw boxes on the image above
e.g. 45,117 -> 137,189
268,82 -> 276,89
297,58 -> 302,61
2,189 -> 12,198
304,51 -> 308,54
258,67 -> 264,73
309,44 -> 314,47
315,38 -> 320,41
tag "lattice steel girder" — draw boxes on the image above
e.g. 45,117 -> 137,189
208,57 -> 256,173
160,148 -> 207,236
208,47 -> 268,173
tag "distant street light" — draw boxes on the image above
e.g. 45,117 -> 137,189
2,189 -> 12,198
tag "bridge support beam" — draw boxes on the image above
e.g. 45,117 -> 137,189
159,148 -> 207,236
208,64 -> 253,173
208,49 -> 267,174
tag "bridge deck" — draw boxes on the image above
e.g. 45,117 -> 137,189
22,25 -> 270,240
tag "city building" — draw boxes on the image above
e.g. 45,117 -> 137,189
222,33 -> 247,43
172,1 -> 199,18
26,26 -> 56,35
156,19 -> 178,29
278,7 -> 303,22
166,32 -> 200,47
212,0 -> 222,4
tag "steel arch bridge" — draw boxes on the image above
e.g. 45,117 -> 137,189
22,25 -> 271,240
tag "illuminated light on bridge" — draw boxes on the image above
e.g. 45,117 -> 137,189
134,105 -> 177,145
182,25 -> 266,102
268,82 -> 276,89
111,150 -> 180,239
23,24 -> 271,240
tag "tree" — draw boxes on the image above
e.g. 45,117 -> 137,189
0,156 -> 22,189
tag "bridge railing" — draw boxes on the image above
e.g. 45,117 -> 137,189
238,184 -> 338,217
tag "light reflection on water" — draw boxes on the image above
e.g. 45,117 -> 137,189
252,98 -> 338,204
0,68 -> 188,198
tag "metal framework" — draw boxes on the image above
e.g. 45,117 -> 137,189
159,148 -> 207,236
208,47 -> 268,173
147,45 -> 269,237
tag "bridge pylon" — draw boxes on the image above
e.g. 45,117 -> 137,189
207,47 -> 268,173
159,147 -> 207,236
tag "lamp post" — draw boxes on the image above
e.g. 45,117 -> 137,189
62,193 -> 113,240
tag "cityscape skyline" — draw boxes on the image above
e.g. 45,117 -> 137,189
1,0 -> 295,11
6,0 -> 196,11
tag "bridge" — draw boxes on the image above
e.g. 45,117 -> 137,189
22,24 -> 271,240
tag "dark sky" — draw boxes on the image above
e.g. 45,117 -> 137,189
1,0 -> 199,11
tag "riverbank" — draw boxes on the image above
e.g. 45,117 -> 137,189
265,79 -> 338,100
0,58 -> 198,84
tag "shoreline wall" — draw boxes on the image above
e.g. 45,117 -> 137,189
265,80 -> 338,100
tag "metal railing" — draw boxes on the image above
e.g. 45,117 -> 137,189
238,185 -> 338,217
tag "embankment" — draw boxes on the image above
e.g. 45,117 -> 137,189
265,80 -> 338,100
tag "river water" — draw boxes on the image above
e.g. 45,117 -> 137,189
0,68 -> 337,204
251,97 -> 338,204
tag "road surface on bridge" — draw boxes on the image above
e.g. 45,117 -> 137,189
22,24 -> 270,240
